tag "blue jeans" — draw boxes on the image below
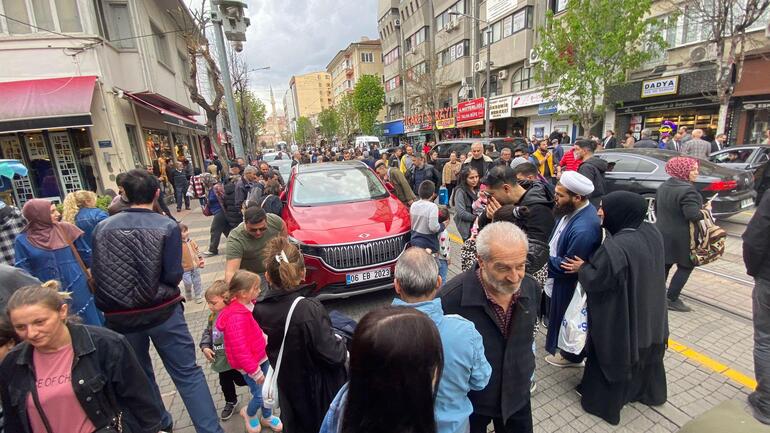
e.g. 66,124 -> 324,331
438,258 -> 448,287
242,361 -> 272,418
183,268 -> 203,298
123,304 -> 223,433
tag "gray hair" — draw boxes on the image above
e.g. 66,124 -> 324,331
395,248 -> 439,298
476,222 -> 528,261
243,166 -> 258,175
641,128 -> 652,139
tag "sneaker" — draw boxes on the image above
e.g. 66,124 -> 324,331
667,298 -> 692,312
221,401 -> 237,420
749,392 -> 770,425
544,353 -> 585,368
240,407 -> 261,433
202,251 -> 217,257
260,414 -> 284,432
530,381 -> 537,394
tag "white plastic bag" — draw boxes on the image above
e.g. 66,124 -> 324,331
558,282 -> 588,355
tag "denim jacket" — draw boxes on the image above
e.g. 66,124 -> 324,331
319,383 -> 348,433
75,207 -> 109,249
0,324 -> 163,433
392,298 -> 491,433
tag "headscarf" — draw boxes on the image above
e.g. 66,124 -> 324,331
22,199 -> 84,250
600,191 -> 647,235
665,157 -> 698,182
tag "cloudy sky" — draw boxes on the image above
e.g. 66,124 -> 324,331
189,0 -> 379,115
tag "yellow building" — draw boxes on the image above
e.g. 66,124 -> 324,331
327,37 -> 384,106
288,72 -> 333,124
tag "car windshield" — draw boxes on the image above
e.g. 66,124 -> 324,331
292,166 -> 389,206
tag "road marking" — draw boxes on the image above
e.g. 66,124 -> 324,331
447,231 -> 757,390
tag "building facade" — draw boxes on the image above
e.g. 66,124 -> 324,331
287,71 -> 333,126
327,37 -> 384,106
0,0 -> 211,206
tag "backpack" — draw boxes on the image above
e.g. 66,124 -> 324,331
689,209 -> 726,266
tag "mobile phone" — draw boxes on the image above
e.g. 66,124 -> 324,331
707,193 -> 718,203
481,191 -> 491,198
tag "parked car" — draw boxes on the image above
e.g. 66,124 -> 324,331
269,159 -> 293,182
281,161 -> 411,299
709,145 -> 770,172
595,149 -> 756,222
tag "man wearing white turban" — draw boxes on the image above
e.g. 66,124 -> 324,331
544,171 -> 603,367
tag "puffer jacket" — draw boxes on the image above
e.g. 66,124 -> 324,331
577,157 -> 609,207
223,180 -> 243,228
91,208 -> 183,333
519,181 -> 556,243
216,301 -> 267,375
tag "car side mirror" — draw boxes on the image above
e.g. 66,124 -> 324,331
385,182 -> 395,192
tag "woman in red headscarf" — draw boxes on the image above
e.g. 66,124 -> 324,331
13,199 -> 103,325
654,157 -> 709,313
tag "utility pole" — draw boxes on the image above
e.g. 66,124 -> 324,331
209,0 -> 250,158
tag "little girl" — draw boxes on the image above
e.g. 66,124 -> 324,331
217,270 -> 283,433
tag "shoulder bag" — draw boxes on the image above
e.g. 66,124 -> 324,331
689,209 -> 726,266
57,225 -> 97,294
202,186 -> 226,217
262,296 -> 304,409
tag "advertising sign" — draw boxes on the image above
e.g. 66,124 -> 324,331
511,91 -> 546,108
487,0 -> 521,23
456,98 -> 485,128
489,96 -> 513,119
641,76 -> 679,98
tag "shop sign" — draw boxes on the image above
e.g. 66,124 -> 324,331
743,100 -> 770,110
457,98 -> 485,127
619,98 -> 712,114
511,91 -> 546,108
641,76 -> 679,98
383,119 -> 405,136
489,96 -> 513,120
404,112 -> 434,133
487,0 -> 522,23
98,140 -> 112,148
537,101 -> 558,116
436,117 -> 456,129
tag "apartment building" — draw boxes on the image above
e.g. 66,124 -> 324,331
287,71 -> 333,126
0,0 -> 214,205
327,37 -> 384,106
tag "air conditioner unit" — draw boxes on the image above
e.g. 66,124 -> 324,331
446,20 -> 457,32
528,48 -> 541,65
689,44 -> 717,64
409,46 -> 416,54
498,70 -> 507,80
473,61 -> 487,73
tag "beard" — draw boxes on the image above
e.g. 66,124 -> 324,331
554,199 -> 577,218
481,268 -> 521,296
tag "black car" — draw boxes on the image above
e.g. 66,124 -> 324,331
595,149 -> 755,221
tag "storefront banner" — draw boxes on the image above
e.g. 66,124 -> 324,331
619,97 -> 715,114
457,98 -> 485,128
383,119 -> 405,136
487,0 -> 522,23
511,91 -> 546,108
489,96 -> 513,119
538,101 -> 558,116
405,112 -> 434,133
436,117 -> 456,129
641,76 -> 679,98
743,101 -> 770,110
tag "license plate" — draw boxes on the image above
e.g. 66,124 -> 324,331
346,267 -> 391,285
741,199 -> 753,208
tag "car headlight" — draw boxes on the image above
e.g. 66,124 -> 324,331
288,236 -> 321,256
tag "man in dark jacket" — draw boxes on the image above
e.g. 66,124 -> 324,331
635,129 -> 659,149
602,130 -> 618,149
91,169 -> 224,433
234,166 -> 261,209
744,189 -> 770,425
494,148 -> 513,167
440,222 -> 539,433
575,139 -> 608,207
408,153 -> 441,195
171,161 -> 190,211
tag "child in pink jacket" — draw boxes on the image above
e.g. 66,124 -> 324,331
217,270 -> 283,433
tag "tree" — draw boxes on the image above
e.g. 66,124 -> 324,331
337,92 -> 359,143
535,0 -> 666,134
353,75 -> 385,135
669,0 -> 770,134
295,117 -> 316,145
235,90 -> 267,150
318,107 -> 340,141
404,54 -> 450,141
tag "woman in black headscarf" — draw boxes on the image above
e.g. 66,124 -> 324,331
561,191 -> 668,425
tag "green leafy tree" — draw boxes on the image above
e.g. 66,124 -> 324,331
337,92 -> 359,144
535,0 -> 666,133
318,107 -> 341,142
235,89 -> 267,150
295,116 -> 315,145
352,75 -> 385,135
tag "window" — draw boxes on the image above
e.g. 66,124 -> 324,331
31,0 -> 55,31
481,75 -> 500,97
2,0 -> 31,34
151,22 -> 171,67
482,7 -> 531,46
2,0 -> 84,34
178,51 -> 190,80
511,67 -> 531,92
551,0 -> 567,13
94,1 -> 136,49
601,155 -> 656,173
385,76 -> 401,92
361,52 -> 374,63
439,40 -> 469,67
384,47 -> 400,65
55,0 -> 82,32
436,0 -> 466,31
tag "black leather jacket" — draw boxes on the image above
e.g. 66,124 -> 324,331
0,324 -> 163,433
92,208 -> 183,332
223,180 -> 244,228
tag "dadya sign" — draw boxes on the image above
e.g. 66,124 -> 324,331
641,76 -> 679,98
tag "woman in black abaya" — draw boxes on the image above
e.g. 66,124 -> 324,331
561,191 -> 669,425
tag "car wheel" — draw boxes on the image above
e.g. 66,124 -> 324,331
644,195 -> 656,224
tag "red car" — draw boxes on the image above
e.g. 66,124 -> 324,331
281,161 -> 411,299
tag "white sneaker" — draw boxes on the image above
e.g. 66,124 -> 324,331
544,353 -> 585,368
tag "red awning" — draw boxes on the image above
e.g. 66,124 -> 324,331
0,75 -> 97,133
125,91 -> 206,132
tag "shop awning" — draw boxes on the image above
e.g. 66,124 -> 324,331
0,76 -> 97,133
124,91 -> 206,132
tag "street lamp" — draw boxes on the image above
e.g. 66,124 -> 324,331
247,66 -> 271,74
449,11 -> 492,139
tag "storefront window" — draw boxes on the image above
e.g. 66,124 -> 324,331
143,128 -> 172,182
747,108 -> 769,144
24,133 -> 61,200
70,129 -> 98,192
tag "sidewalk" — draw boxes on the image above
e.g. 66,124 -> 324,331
151,206 -> 768,433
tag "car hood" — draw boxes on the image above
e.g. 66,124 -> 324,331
285,197 -> 410,245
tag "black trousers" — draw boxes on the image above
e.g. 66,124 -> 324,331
208,211 -> 231,254
219,369 -> 247,403
469,402 -> 533,433
665,263 -> 693,301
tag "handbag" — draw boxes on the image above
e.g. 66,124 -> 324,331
689,209 -> 726,266
57,225 -> 97,294
202,187 -> 225,217
262,296 -> 304,409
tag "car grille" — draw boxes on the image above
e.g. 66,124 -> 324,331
318,233 -> 409,271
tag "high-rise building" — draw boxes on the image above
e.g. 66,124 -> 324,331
288,72 -> 333,125
327,37 -> 384,106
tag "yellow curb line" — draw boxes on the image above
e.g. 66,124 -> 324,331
448,232 -> 757,390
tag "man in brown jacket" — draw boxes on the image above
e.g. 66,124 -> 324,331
375,159 -> 416,206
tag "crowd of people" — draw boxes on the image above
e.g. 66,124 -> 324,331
0,125 -> 769,433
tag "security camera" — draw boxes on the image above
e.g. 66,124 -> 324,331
232,41 -> 243,52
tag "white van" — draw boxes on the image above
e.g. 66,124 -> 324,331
354,135 -> 380,150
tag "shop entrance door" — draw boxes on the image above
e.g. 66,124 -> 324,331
0,135 -> 35,206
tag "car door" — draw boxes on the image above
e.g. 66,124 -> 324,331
748,148 -> 770,171
709,148 -> 755,171
598,154 -> 658,195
